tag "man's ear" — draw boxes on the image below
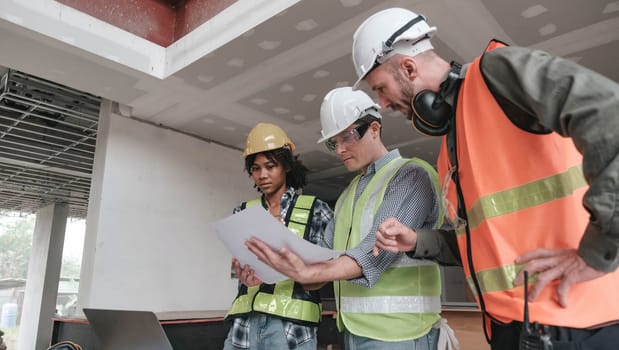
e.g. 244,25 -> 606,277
400,56 -> 417,80
370,121 -> 381,137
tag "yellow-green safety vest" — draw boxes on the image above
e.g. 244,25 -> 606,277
333,157 -> 442,341
225,194 -> 323,325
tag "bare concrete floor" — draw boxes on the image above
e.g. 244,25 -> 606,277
443,309 -> 489,350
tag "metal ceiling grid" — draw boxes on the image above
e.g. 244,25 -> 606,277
0,69 -> 101,218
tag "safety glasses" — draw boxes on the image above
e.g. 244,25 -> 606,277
325,122 -> 371,152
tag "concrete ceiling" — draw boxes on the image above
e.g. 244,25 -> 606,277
1,0 -> 618,204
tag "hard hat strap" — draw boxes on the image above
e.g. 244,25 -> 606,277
378,39 -> 433,65
358,106 -> 381,122
381,15 -> 427,56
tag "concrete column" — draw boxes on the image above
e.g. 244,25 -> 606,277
76,99 -> 111,312
17,203 -> 68,350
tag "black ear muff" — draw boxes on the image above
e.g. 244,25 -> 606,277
412,90 -> 452,136
411,61 -> 462,136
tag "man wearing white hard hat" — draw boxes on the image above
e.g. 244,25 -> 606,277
247,87 -> 460,349
224,123 -> 334,350
352,7 -> 619,350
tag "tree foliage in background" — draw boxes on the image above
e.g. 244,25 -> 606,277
0,216 -> 34,279
1,215 -> 83,279
60,256 -> 81,279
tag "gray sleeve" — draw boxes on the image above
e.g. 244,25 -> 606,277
345,163 -> 440,287
481,47 -> 619,271
408,227 -> 461,266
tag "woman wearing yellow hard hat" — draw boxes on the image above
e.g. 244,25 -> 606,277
223,122 -> 334,350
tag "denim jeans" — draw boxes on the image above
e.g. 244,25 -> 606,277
223,314 -> 317,350
344,327 -> 439,350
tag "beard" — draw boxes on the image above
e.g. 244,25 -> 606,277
394,71 -> 417,120
398,96 -> 415,120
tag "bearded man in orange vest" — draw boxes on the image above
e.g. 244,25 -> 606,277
352,7 -> 619,350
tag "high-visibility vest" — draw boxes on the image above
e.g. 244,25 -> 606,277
225,194 -> 323,325
437,40 -> 619,328
333,156 -> 442,341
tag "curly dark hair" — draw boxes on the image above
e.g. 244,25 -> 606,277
244,147 -> 308,191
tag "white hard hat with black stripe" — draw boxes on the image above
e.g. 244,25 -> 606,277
352,8 -> 436,89
317,87 -> 381,144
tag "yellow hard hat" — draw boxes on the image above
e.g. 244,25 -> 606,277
243,123 -> 296,158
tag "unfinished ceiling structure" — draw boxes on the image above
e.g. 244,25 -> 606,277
0,69 -> 100,217
1,0 -> 618,216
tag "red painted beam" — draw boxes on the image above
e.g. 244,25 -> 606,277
55,0 -> 238,47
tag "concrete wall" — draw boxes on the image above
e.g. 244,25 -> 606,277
78,101 -> 255,312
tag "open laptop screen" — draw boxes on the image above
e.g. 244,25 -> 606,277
83,308 -> 173,350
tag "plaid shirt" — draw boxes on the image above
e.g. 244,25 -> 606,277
228,187 -> 334,349
321,149 -> 440,287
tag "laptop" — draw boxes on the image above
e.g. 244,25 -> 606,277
83,308 -> 174,350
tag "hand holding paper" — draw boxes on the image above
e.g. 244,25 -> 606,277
211,205 -> 340,284
232,258 -> 262,287
246,237 -> 311,283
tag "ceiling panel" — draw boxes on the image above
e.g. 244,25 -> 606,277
1,0 -> 617,205
574,40 -> 619,82
238,54 -> 357,126
181,113 -> 253,149
481,0 -> 617,46
0,70 -> 100,217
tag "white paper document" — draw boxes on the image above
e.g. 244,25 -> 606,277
211,205 -> 341,284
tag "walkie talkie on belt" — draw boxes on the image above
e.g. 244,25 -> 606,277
519,271 -> 553,350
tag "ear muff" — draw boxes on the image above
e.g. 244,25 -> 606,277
412,90 -> 452,136
411,62 -> 462,136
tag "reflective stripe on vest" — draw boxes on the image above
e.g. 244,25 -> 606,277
225,195 -> 322,324
287,194 -> 315,237
460,164 -> 586,235
333,157 -> 441,341
436,39 -> 619,328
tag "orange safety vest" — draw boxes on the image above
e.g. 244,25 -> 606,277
437,40 -> 619,329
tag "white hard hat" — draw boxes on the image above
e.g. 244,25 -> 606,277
317,87 -> 381,143
352,8 -> 436,89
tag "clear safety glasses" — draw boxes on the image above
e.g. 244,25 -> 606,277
325,122 -> 371,152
